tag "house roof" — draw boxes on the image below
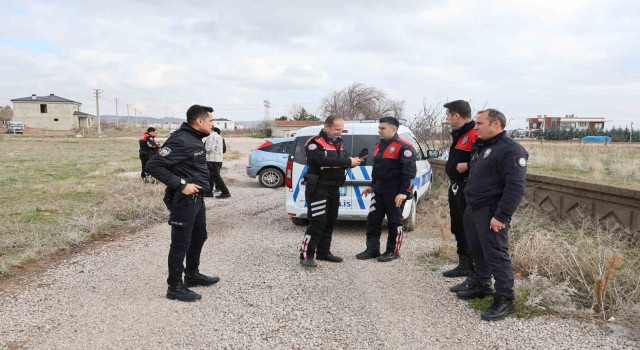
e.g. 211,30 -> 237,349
215,118 -> 232,121
73,111 -> 94,117
11,94 -> 81,104
272,120 -> 323,127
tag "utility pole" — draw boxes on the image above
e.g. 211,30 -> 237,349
126,104 -> 131,124
134,108 -> 137,125
631,122 -> 634,142
263,99 -> 271,122
115,98 -> 119,128
93,89 -> 103,134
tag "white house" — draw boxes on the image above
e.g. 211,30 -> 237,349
215,118 -> 235,131
271,120 -> 324,137
11,94 -> 93,131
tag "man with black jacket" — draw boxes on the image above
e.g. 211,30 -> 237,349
442,100 -> 477,278
145,105 -> 220,302
299,115 -> 362,268
139,127 -> 160,181
456,109 -> 528,321
356,116 -> 417,262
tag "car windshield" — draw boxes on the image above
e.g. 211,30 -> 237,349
292,135 -> 379,165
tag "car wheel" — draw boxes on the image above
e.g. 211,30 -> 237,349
291,217 -> 309,226
258,168 -> 284,188
404,197 -> 417,231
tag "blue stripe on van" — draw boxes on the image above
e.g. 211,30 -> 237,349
347,169 -> 366,210
293,165 -> 308,203
359,165 -> 370,180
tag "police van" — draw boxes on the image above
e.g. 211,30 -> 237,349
284,121 -> 437,231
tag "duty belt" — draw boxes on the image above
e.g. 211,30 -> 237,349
318,179 -> 344,186
449,178 -> 467,195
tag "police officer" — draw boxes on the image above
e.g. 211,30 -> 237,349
442,100 -> 477,278
356,116 -> 417,262
139,127 -> 160,181
455,109 -> 528,321
299,115 -> 362,268
145,105 -> 220,302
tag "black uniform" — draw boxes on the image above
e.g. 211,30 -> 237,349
145,122 -> 211,286
139,132 -> 160,180
463,131 -> 528,300
299,130 -> 351,261
445,121 -> 477,262
364,134 -> 417,255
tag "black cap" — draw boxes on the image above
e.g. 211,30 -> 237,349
378,116 -> 399,128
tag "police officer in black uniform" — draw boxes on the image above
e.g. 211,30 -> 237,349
299,115 -> 362,268
442,100 -> 477,278
139,127 -> 160,181
356,116 -> 417,262
455,109 -> 528,321
145,105 -> 220,302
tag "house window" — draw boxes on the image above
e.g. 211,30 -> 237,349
40,104 -> 47,113
579,122 -> 587,127
54,118 -> 59,122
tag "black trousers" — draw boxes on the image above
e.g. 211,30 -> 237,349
207,162 -> 230,195
300,183 -> 340,260
448,182 -> 471,258
166,195 -> 208,286
364,189 -> 404,254
463,205 -> 514,299
140,153 -> 151,179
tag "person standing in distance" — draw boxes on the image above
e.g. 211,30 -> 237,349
139,127 -> 161,181
356,116 -> 417,262
299,115 -> 362,268
442,100 -> 477,279
204,127 -> 231,198
145,105 -> 220,302
455,109 -> 528,321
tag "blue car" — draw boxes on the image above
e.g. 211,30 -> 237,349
246,137 -> 293,188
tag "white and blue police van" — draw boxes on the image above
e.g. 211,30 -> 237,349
284,121 -> 438,231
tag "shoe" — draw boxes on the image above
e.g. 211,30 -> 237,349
316,253 -> 343,263
449,276 -> 476,293
184,272 -> 221,287
213,188 -> 222,193
481,295 -> 516,321
166,283 -> 202,302
377,251 -> 400,262
442,255 -> 474,278
300,258 -> 317,268
356,250 -> 380,260
456,282 -> 493,300
216,193 -> 231,199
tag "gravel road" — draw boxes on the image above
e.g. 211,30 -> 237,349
1,137 -> 637,349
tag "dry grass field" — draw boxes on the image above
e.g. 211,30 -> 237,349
521,140 -> 640,190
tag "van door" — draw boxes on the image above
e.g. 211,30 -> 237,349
401,133 -> 431,201
347,133 -> 379,212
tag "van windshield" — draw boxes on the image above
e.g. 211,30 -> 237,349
292,135 -> 379,166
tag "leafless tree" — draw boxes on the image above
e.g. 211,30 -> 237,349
320,83 -> 404,120
0,105 -> 13,123
406,100 -> 449,151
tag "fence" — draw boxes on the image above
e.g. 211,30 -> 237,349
429,159 -> 640,243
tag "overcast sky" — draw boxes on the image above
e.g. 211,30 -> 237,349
1,0 -> 638,129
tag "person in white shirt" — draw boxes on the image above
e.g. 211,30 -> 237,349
204,127 -> 230,198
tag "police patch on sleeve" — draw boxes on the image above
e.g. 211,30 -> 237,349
518,158 -> 527,167
159,147 -> 172,157
308,143 -> 317,151
403,150 -> 413,158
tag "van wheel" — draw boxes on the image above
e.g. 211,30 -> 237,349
404,198 -> 417,231
291,217 -> 309,226
258,168 -> 284,188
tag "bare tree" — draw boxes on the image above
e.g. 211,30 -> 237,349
320,83 -> 404,120
406,100 -> 449,151
0,105 -> 13,123
289,104 -> 318,121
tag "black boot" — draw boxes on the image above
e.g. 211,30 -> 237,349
356,250 -> 380,260
184,271 -> 220,287
316,253 -> 344,263
456,281 -> 493,300
166,283 -> 202,302
449,276 -> 476,293
481,295 -> 516,321
377,251 -> 400,262
442,255 -> 473,278
300,258 -> 318,268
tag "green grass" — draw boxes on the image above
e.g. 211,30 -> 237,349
467,287 -> 555,319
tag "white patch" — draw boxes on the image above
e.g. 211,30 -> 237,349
159,147 -> 172,157
308,143 -> 317,151
483,148 -> 492,158
518,158 -> 527,167
462,135 -> 469,144
389,146 -> 396,153
194,150 -> 204,157
403,150 -> 413,158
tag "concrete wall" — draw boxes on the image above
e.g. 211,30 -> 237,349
215,120 -> 235,131
13,101 -> 81,130
429,158 -> 640,243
